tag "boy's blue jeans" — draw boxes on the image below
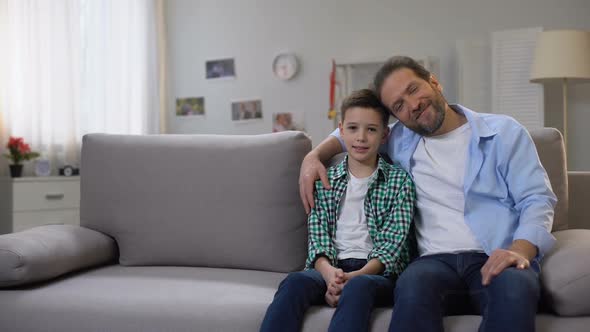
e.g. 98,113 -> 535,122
388,252 -> 541,332
260,258 -> 395,332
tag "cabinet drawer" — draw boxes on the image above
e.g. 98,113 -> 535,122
13,209 -> 79,232
13,180 -> 80,212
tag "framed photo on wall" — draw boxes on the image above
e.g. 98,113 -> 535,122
231,99 -> 262,121
206,58 -> 236,79
176,97 -> 205,116
272,112 -> 305,132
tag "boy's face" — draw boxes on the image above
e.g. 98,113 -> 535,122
339,107 -> 389,164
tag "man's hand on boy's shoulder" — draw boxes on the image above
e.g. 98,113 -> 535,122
299,152 -> 331,214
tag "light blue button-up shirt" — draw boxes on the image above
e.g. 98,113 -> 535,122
331,104 -> 556,260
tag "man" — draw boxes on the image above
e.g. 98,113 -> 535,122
299,56 -> 556,332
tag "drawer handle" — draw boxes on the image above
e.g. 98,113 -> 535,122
45,193 -> 65,200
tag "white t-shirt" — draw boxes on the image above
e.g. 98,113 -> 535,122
334,169 -> 377,260
411,122 -> 483,256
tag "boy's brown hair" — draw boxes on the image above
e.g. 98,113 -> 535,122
340,89 -> 390,127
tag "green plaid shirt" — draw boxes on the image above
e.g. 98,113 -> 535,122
305,155 -> 416,278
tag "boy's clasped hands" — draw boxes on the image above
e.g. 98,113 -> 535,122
316,257 -> 361,307
324,267 -> 357,307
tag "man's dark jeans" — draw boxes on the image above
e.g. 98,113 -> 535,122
389,252 -> 540,332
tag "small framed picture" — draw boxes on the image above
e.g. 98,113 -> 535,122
231,100 -> 262,121
176,97 -> 205,116
272,112 -> 305,132
206,58 -> 236,79
34,159 -> 51,177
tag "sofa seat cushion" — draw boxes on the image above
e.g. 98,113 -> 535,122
0,265 -> 285,332
542,229 -> 590,316
1,265 -> 590,332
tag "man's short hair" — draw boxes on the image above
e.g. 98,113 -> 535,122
340,89 -> 390,127
373,56 -> 431,100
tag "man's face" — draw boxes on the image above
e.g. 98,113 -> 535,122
379,68 -> 447,136
338,107 -> 388,164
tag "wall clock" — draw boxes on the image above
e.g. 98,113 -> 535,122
272,53 -> 299,80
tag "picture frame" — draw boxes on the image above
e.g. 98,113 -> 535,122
176,97 -> 205,116
231,100 -> 263,121
272,112 -> 305,132
206,58 -> 236,80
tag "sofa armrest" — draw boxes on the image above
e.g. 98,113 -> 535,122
541,229 -> 590,316
568,171 -> 590,230
0,224 -> 118,288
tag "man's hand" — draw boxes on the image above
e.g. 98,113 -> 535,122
298,136 -> 343,214
299,153 -> 330,214
481,249 -> 530,286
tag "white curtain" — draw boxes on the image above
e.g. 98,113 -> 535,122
0,0 -> 160,175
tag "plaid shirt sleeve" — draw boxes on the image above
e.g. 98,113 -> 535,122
305,181 -> 337,270
368,172 -> 416,277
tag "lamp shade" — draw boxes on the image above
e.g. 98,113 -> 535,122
530,30 -> 590,82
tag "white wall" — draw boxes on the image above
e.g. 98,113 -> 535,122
165,0 -> 590,170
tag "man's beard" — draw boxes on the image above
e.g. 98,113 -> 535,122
411,94 -> 446,136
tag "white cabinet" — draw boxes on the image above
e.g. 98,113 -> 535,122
0,176 -> 80,234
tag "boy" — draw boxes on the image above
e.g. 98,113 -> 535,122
260,89 -> 416,332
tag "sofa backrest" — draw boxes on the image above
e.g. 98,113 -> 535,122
529,128 -> 568,231
80,132 -> 311,273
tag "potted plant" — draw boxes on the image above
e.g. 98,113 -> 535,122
3,136 -> 40,177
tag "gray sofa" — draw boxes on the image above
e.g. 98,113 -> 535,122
1,129 -> 589,332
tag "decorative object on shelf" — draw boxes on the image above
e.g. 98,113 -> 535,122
328,59 -> 338,121
34,158 -> 52,177
205,58 -> 236,79
176,97 -> 205,116
272,52 -> 299,80
59,165 -> 79,177
231,99 -> 263,121
9,164 -> 23,178
530,30 -> 590,153
3,136 -> 40,178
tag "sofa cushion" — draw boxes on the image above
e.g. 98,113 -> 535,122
567,171 -> 590,230
0,265 -> 587,332
80,132 -> 311,273
0,225 -> 117,287
541,229 -> 590,316
0,265 -> 284,332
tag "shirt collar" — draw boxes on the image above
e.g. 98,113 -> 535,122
331,154 -> 391,182
451,104 -> 497,138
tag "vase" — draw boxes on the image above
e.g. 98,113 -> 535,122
9,164 -> 23,178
